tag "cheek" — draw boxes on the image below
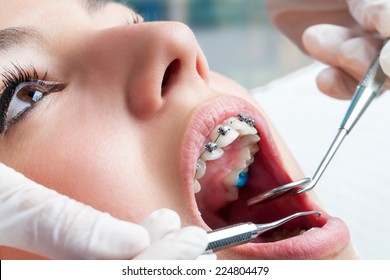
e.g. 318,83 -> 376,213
0,102 -> 189,223
209,71 -> 252,100
1,114 -> 153,222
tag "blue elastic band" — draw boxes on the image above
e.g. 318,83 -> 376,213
235,172 -> 248,188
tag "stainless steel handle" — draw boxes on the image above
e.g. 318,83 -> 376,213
205,223 -> 258,253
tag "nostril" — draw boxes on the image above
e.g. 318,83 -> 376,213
161,59 -> 181,92
196,56 -> 209,83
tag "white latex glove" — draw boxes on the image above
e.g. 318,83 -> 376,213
0,163 -> 208,259
266,0 -> 390,99
135,210 -> 211,260
265,0 -> 357,52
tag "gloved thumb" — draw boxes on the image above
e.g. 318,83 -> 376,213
0,163 -> 150,259
134,208 -> 210,260
347,0 -> 390,37
134,226 -> 208,260
134,208 -> 208,260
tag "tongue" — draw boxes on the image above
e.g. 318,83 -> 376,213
195,141 -> 251,226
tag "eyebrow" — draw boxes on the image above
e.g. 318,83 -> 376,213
82,0 -> 113,13
0,27 -> 44,52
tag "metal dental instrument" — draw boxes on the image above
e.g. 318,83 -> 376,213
205,211 -> 320,253
247,49 -> 388,206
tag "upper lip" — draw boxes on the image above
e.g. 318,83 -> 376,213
180,95 -> 350,259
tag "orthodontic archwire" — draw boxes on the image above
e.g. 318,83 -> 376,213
196,113 -> 257,175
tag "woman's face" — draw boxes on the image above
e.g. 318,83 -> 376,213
0,0 -> 358,259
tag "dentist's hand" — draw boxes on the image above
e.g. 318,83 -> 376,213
0,163 -> 208,259
266,0 -> 390,99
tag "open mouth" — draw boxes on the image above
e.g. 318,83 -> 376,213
181,96 -> 350,259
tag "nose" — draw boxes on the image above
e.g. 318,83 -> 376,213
74,22 -> 209,118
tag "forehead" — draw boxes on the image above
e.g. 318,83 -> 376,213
0,0 -> 122,30
0,0 -> 133,66
0,0 -> 134,50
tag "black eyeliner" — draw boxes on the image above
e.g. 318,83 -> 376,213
0,83 -> 14,133
0,64 -> 59,133
0,65 -> 38,132
0,65 -> 35,133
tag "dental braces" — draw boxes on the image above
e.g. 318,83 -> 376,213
197,113 -> 256,168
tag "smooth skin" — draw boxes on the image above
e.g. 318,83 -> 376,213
0,0 -> 358,259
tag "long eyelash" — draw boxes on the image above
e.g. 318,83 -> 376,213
2,64 -> 44,88
124,12 -> 142,25
132,13 -> 140,24
0,64 -> 51,133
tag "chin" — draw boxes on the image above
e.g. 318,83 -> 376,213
180,90 -> 359,259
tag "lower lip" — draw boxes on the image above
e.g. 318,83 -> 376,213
218,212 -> 350,259
181,96 -> 350,259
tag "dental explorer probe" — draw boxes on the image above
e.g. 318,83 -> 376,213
205,211 -> 320,253
247,45 -> 388,206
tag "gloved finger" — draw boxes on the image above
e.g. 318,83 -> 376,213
316,63 -> 390,100
316,67 -> 359,99
315,35 -> 383,98
303,24 -> 358,66
335,36 -> 382,82
0,163 -> 150,259
379,41 -> 390,77
347,0 -> 390,37
265,0 -> 356,52
139,208 -> 180,243
303,24 -> 381,73
316,36 -> 382,86
134,226 -> 208,260
303,24 -> 387,97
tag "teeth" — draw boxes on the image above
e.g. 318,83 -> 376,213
246,156 -> 254,166
193,180 -> 201,193
224,171 -> 239,188
204,142 -> 218,153
298,227 -> 319,236
217,125 -> 231,136
194,114 -> 260,194
305,227 -> 318,233
264,227 -> 319,242
246,118 -> 256,127
234,159 -> 247,171
267,228 -> 304,242
239,134 -> 261,147
226,117 -> 257,135
195,159 -> 206,180
222,147 -> 254,191
238,113 -> 256,127
237,113 -> 247,122
238,148 -> 251,161
200,146 -> 224,161
250,144 -> 260,155
210,125 -> 239,148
